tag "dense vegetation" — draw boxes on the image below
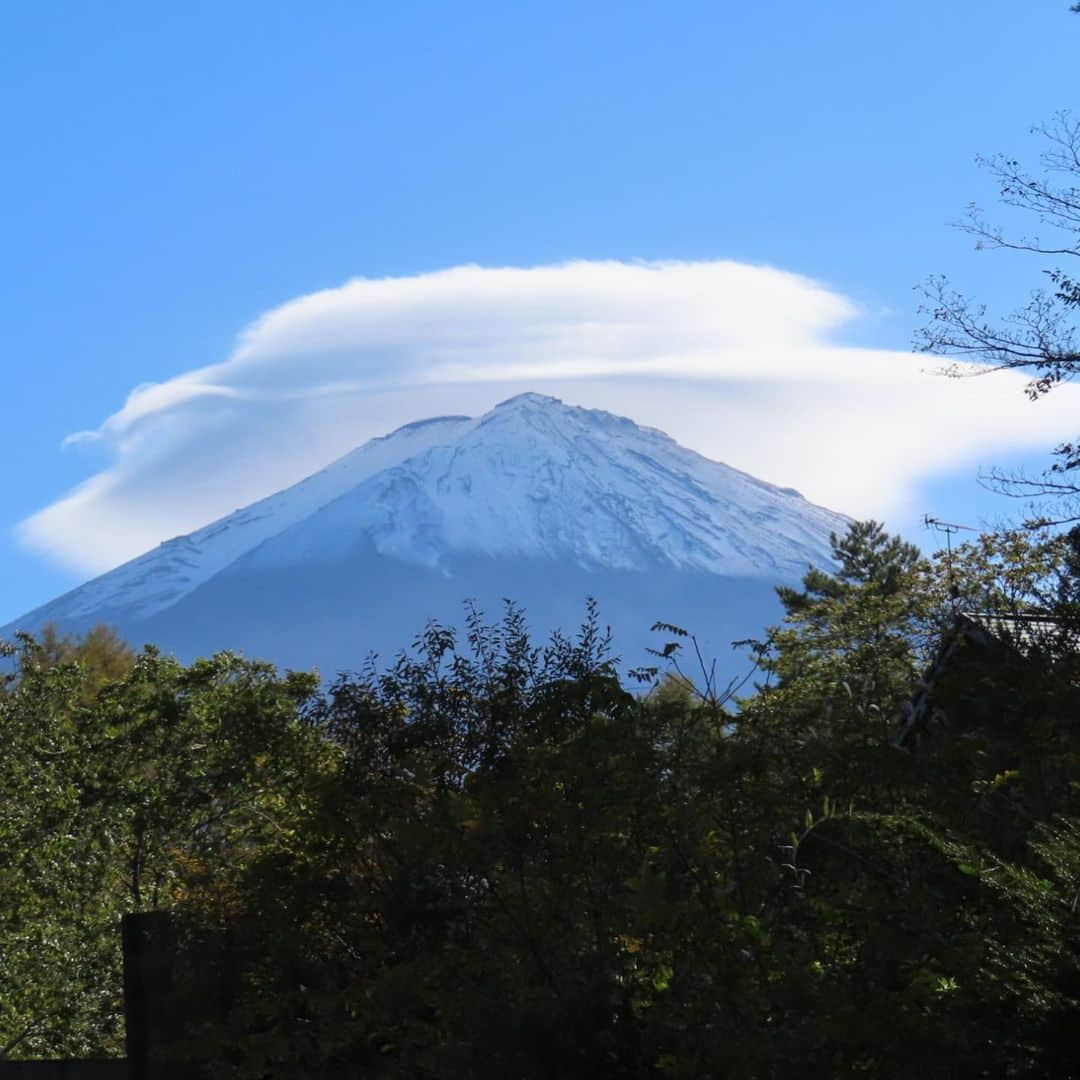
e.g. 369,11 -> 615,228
3,520 -> 1079,1077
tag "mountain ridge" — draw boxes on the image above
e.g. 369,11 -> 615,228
4,394 -> 849,674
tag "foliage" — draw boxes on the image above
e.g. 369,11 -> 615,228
34,623 -> 136,683
755,520 -> 933,760
3,525 -> 1080,1075
1,623 -> 135,704
0,639 -> 324,1060
166,531 -> 1080,1076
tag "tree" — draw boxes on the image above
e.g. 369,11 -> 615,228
764,521 -> 929,706
5,581 -> 1080,1074
31,623 -> 136,701
918,111 -> 1080,399
0,634 -> 324,1061
169,584 -> 1053,1077
776,519 -> 923,611
917,7 -> 1080,519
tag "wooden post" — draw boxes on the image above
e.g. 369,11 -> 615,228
121,912 -> 188,1079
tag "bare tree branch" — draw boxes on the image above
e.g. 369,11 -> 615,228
917,111 -> 1080,521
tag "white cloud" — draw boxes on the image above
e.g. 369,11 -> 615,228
19,259 -> 1080,576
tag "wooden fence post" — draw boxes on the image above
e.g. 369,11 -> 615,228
121,912 -> 190,1079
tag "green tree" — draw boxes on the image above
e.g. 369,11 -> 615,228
0,636 -> 325,1061
165,584 -> 1055,1078
754,521 -> 931,759
6,556 -> 1080,1075
7,623 -> 136,704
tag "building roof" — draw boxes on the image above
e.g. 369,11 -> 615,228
894,609 -> 1073,749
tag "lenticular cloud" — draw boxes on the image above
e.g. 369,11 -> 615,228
19,259 -> 1080,575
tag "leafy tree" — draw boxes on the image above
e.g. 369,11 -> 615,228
5,547 -> 1080,1075
777,518 -> 923,611
0,638 -> 324,1061
755,522 -> 931,755
5,623 -> 136,704
165,577 -> 1073,1077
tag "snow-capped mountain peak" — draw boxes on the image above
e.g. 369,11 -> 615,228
6,395 -> 848,644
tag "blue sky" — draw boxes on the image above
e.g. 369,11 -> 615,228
3,1 -> 1078,624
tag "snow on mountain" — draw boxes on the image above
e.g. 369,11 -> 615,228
239,392 -> 845,579
13,413 -> 472,627
4,394 -> 850,669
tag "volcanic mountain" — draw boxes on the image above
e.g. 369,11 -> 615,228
5,394 -> 850,680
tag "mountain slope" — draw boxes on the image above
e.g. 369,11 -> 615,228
5,394 -> 849,675
15,413 -> 473,627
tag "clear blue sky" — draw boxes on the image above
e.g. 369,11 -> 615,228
3,1 -> 1078,622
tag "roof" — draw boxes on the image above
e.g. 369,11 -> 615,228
894,609 -> 1074,749
956,610 -> 1073,653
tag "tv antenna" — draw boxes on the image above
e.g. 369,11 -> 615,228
923,515 -> 976,603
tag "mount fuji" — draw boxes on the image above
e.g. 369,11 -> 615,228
5,394 -> 850,680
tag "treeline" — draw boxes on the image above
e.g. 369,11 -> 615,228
2,521 -> 1079,1077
